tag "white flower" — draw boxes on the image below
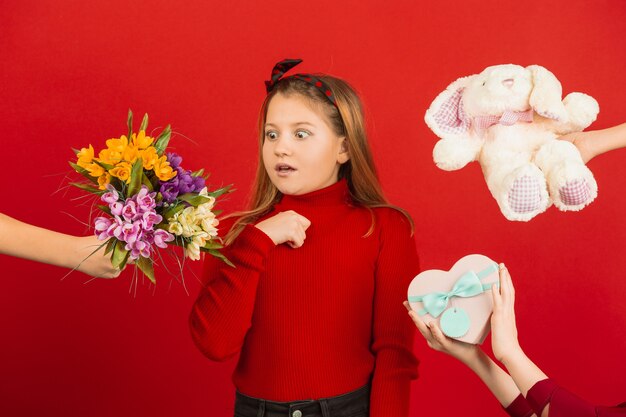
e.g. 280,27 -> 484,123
186,240 -> 201,261
168,221 -> 183,236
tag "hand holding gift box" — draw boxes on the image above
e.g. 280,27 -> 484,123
407,254 -> 500,344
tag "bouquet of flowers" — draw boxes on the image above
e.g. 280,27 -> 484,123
69,110 -> 232,283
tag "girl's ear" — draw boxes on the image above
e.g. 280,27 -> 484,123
424,75 -> 476,139
337,137 -> 350,164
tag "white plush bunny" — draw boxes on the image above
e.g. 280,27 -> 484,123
425,64 -> 599,221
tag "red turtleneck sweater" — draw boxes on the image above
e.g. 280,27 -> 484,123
189,180 -> 419,417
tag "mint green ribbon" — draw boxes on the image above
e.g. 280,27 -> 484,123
408,263 -> 499,318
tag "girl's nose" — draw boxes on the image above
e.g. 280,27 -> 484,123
273,137 -> 292,156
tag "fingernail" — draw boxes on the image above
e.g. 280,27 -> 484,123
499,263 -> 506,270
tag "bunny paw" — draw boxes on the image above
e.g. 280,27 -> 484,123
507,175 -> 544,214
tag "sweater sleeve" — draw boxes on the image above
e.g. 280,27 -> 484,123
504,394 -> 535,417
189,221 -> 275,361
526,379 -> 598,417
369,209 -> 420,417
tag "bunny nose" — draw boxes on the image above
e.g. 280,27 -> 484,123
502,78 -> 515,88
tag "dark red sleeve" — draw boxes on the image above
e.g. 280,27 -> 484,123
369,209 -> 420,417
504,394 -> 534,417
189,222 -> 275,361
526,379 -> 598,417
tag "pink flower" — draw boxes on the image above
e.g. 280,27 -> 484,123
94,217 -> 112,240
122,200 -> 138,221
101,185 -> 120,205
111,202 -> 124,216
153,229 -> 175,249
141,211 -> 162,229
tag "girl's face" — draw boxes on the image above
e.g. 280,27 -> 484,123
263,93 -> 349,196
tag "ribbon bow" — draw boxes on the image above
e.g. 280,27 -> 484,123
473,108 -> 534,136
264,58 -> 303,93
409,263 -> 498,318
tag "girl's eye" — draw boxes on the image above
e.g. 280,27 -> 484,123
265,131 -> 278,140
295,130 -> 310,139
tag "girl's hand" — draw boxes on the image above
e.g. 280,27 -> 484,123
73,235 -> 122,278
490,264 -> 522,364
255,210 -> 311,248
403,301 -> 481,365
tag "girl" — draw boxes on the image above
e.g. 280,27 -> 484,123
189,59 -> 419,417
405,265 -> 626,417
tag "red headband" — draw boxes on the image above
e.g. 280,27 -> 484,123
264,58 -> 338,107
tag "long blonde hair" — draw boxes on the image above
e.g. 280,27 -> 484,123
223,75 -> 413,245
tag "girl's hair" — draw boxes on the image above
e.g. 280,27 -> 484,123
223,74 -> 413,245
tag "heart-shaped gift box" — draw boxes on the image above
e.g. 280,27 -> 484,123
407,254 -> 500,344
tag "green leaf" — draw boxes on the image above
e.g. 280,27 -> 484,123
154,124 -> 171,155
141,172 -> 153,191
136,257 -> 156,284
68,161 -> 99,184
111,241 -> 130,269
104,238 -> 117,256
139,113 -> 149,132
71,147 -> 81,156
97,204 -> 112,215
93,159 -> 115,171
207,249 -> 234,267
191,168 -> 205,177
206,185 -> 233,199
162,204 -> 185,220
127,109 -> 133,138
70,182 -> 103,194
201,240 -> 224,250
126,158 -> 144,197
178,193 -> 213,207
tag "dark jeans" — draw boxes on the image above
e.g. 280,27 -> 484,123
234,384 -> 370,417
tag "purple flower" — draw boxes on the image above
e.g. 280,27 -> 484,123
160,180 -> 180,203
166,152 -> 183,169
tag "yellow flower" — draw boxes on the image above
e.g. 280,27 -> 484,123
98,135 -> 129,165
153,155 -> 177,181
132,130 -> 154,150
98,148 -> 122,165
106,135 -> 129,153
85,162 -> 105,178
109,161 -> 132,184
97,173 -> 111,190
139,146 -> 159,170
77,145 -> 95,169
123,144 -> 140,163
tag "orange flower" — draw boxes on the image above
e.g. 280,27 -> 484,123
153,155 -> 177,181
109,161 -> 132,184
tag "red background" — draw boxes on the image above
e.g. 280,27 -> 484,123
1,1 -> 625,416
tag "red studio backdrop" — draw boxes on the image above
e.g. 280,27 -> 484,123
1,1 -> 625,416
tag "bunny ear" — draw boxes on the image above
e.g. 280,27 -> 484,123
527,65 -> 567,121
425,76 -> 474,139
